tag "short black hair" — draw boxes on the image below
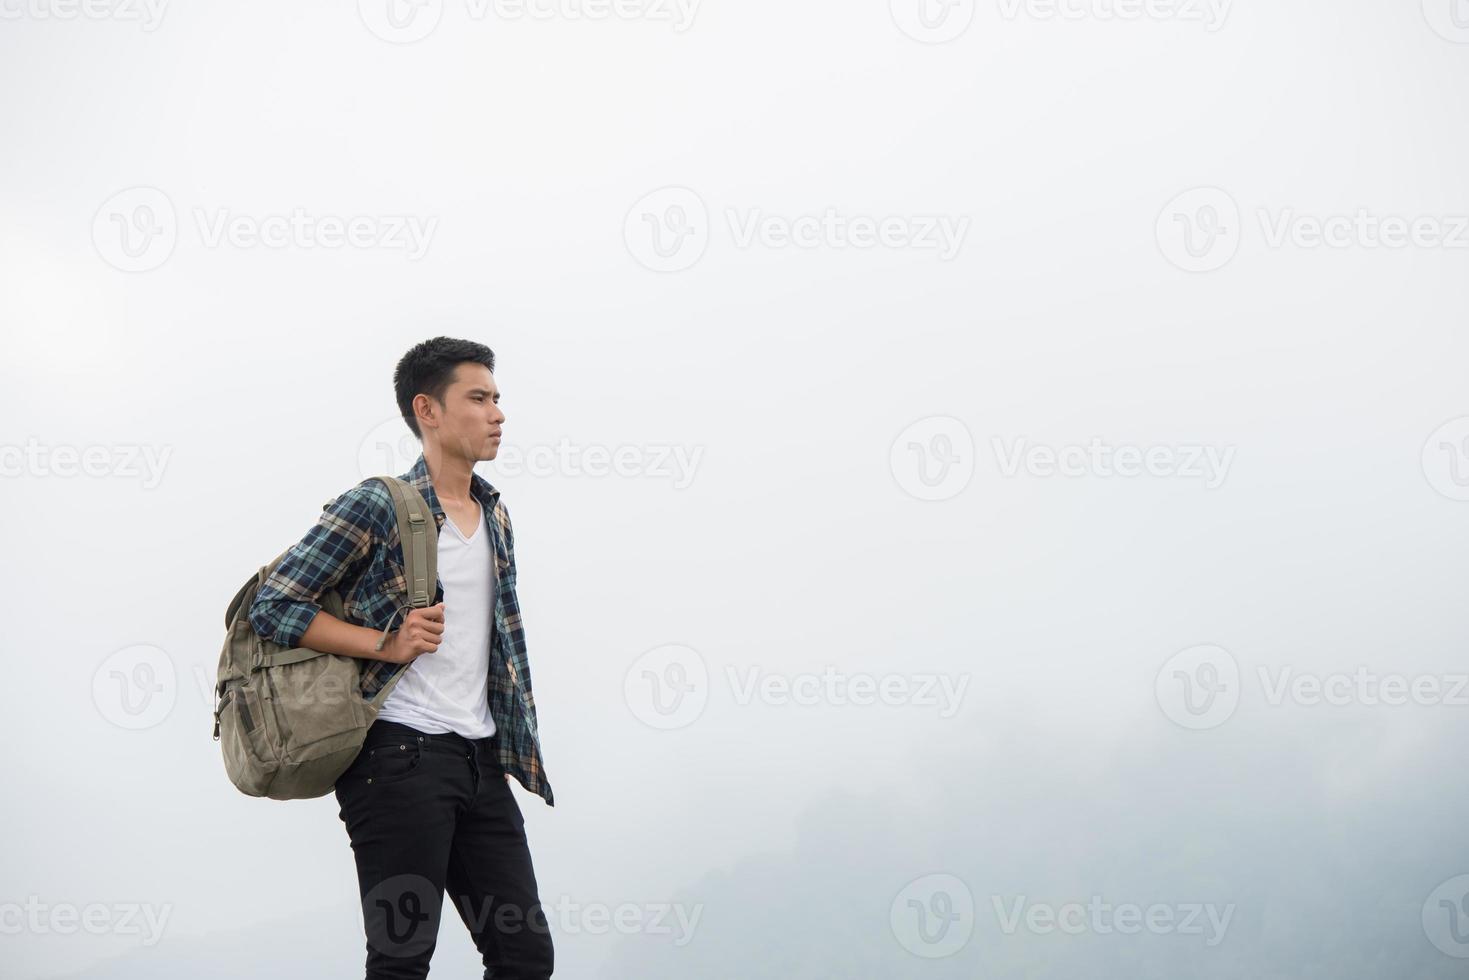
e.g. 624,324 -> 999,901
393,336 -> 496,440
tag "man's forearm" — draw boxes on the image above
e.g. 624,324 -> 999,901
299,610 -> 388,660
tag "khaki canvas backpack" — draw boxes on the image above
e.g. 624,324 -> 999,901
212,476 -> 437,801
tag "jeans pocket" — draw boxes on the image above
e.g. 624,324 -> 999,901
365,740 -> 422,785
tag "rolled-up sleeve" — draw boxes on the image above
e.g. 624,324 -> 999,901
248,484 -> 381,649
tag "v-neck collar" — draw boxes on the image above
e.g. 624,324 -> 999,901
444,503 -> 483,544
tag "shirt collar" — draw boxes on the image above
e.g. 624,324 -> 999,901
401,453 -> 500,522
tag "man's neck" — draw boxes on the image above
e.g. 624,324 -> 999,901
423,445 -> 475,505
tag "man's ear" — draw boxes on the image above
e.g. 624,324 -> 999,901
412,392 -> 438,432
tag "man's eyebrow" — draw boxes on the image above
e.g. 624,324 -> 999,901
466,388 -> 500,398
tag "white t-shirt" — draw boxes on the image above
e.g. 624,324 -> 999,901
376,504 -> 497,739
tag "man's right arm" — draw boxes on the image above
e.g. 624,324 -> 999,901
301,599 -> 445,662
248,484 -> 442,663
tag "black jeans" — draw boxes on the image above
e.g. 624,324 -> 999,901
334,719 -> 554,979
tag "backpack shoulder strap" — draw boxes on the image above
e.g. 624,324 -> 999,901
368,476 -> 437,609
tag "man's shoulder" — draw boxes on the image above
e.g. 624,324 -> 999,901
322,477 -> 400,537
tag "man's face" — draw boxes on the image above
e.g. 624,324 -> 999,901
426,363 -> 504,461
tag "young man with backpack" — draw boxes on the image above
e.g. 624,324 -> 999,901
247,336 -> 555,980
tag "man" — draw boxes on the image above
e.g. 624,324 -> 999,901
248,336 -> 554,980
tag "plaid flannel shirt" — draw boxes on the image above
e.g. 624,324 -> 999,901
247,454 -> 552,806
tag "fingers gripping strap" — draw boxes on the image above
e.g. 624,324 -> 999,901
373,605 -> 408,653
